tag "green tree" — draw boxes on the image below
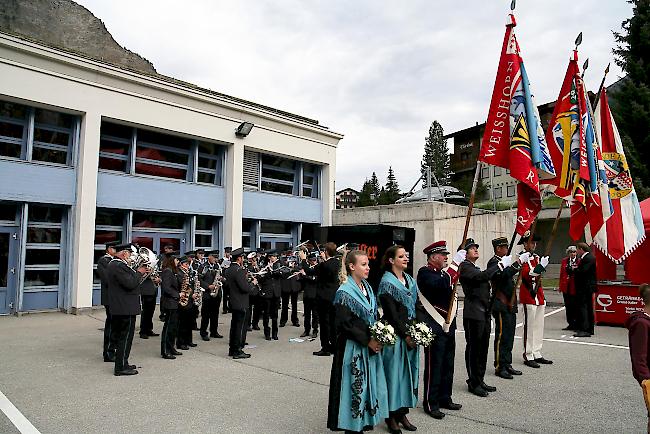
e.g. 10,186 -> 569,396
369,172 -> 381,202
357,179 -> 375,207
379,166 -> 401,204
421,120 -> 451,187
612,0 -> 650,199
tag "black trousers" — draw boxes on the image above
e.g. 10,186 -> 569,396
222,285 -> 231,312
177,307 -> 194,346
317,300 -> 336,352
492,310 -> 516,370
423,322 -> 455,412
576,293 -> 595,334
262,297 -> 280,337
251,295 -> 261,327
463,317 -> 490,388
110,314 -> 136,372
280,291 -> 299,325
161,309 -> 179,355
102,305 -> 116,359
140,294 -> 157,335
303,297 -> 319,333
563,292 -> 577,329
229,309 -> 248,353
200,294 -> 222,336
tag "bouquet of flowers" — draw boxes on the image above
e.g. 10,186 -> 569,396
407,321 -> 435,347
369,320 -> 397,346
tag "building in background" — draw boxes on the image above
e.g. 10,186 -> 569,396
0,32 -> 342,315
336,188 -> 359,209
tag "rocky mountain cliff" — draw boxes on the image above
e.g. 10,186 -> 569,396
0,0 -> 156,74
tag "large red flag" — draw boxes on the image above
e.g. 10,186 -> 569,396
479,15 -> 541,235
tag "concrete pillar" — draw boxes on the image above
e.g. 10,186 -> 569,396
224,141 -> 244,249
321,162 -> 335,226
69,111 -> 101,314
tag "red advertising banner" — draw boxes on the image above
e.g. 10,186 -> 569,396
594,282 -> 644,326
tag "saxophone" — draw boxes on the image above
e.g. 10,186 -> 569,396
210,265 -> 223,297
190,268 -> 203,308
179,270 -> 192,307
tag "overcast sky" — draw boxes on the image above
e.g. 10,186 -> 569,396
76,0 -> 632,192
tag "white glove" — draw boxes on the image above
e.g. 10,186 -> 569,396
518,252 -> 531,264
453,249 -> 467,265
498,255 -> 513,270
540,256 -> 550,269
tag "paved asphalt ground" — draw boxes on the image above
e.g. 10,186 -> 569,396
0,298 -> 645,433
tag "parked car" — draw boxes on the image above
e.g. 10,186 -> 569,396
396,185 -> 469,205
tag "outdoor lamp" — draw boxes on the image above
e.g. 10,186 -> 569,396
235,121 -> 254,137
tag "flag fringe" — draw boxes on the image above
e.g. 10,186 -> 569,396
593,234 -> 647,265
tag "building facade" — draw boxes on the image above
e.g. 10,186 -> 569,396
335,188 -> 359,209
0,33 -> 342,315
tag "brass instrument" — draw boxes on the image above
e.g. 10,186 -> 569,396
179,270 -> 191,307
190,269 -> 203,308
210,266 -> 223,297
127,246 -> 158,284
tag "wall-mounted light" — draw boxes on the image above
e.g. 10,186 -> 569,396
235,121 -> 254,137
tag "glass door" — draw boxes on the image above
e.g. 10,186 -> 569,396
131,232 -> 185,256
0,227 -> 17,315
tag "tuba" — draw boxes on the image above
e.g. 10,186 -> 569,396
128,246 -> 158,284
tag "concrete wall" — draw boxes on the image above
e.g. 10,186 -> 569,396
333,201 -> 517,271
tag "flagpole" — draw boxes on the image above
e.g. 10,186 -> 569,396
511,217 -> 539,305
543,200 -> 566,257
444,158 -> 482,325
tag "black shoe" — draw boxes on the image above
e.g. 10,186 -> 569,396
562,326 -> 573,330
313,349 -> 331,356
188,343 -> 197,347
574,331 -> 591,337
171,349 -> 182,356
126,364 -> 136,370
201,335 -> 210,341
114,368 -> 138,376
292,322 -> 300,327
147,331 -> 160,337
385,418 -> 402,434
178,345 -> 189,350
265,336 -> 271,341
162,354 -> 176,360
300,331 -> 310,337
252,325 -> 260,330
535,357 -> 553,364
424,409 -> 445,419
232,351 -> 251,359
247,326 -> 253,332
103,354 -> 115,363
439,400 -> 462,411
481,382 -> 496,392
272,335 -> 279,340
399,415 -> 417,431
496,369 -> 513,379
312,330 -> 318,338
279,322 -> 286,328
506,365 -> 522,376
139,334 -> 149,339
210,333 -> 223,339
468,385 -> 489,397
524,360 -> 540,368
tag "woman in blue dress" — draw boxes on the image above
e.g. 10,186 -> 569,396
327,250 -> 389,433
378,245 -> 421,433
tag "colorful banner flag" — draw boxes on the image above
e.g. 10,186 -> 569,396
479,15 -> 551,235
592,88 -> 645,263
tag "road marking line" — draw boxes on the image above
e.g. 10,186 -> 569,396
0,389 -> 41,434
515,306 -> 565,328
542,338 -> 629,350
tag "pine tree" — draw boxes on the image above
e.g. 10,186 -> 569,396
357,179 -> 374,207
379,166 -> 401,204
421,120 -> 451,188
369,172 -> 381,202
612,0 -> 650,199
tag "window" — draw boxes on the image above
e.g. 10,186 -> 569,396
0,100 -> 78,164
94,208 -> 124,285
494,167 -> 502,176
507,185 -> 516,197
493,186 -> 503,199
24,205 -> 64,290
261,155 -> 295,194
132,212 -> 185,230
99,122 -> 132,172
135,129 -> 191,180
197,141 -> 224,186
0,201 -> 17,223
260,221 -> 292,234
481,167 -> 489,179
302,163 -> 319,198
195,216 -> 214,249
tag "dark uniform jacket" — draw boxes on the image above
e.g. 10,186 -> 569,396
299,267 -> 318,299
572,252 -> 597,301
488,255 -> 521,313
160,268 -> 181,311
106,258 -> 143,316
303,256 -> 341,303
224,262 -> 257,311
459,260 -> 499,321
97,254 -> 112,306
281,263 -> 301,294
138,276 -> 158,297
416,265 -> 458,332
199,262 -> 220,299
259,262 -> 283,299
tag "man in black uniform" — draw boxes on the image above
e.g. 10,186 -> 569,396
139,261 -> 161,339
107,243 -> 149,376
158,244 -> 175,321
417,241 -> 465,419
258,250 -> 283,340
301,242 -> 340,356
97,240 -> 119,362
199,250 -> 223,341
489,237 -> 528,379
572,242 -> 597,337
299,252 -> 319,338
280,253 -> 301,328
224,247 -> 258,359
459,238 -> 506,397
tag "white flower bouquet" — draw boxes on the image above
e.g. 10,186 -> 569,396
407,321 -> 435,347
369,320 -> 397,346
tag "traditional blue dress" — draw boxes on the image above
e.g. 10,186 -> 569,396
377,271 -> 420,413
327,278 -> 389,432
